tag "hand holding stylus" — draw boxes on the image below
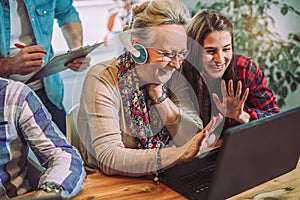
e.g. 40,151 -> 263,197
14,43 -> 50,55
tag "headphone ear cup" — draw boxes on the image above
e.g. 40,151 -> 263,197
130,44 -> 148,64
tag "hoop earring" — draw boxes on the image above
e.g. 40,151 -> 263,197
130,44 -> 148,64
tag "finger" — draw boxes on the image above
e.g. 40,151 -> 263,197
198,131 -> 218,157
236,80 -> 242,98
206,134 -> 217,147
71,62 -> 89,70
214,113 -> 224,127
212,93 -> 222,107
196,130 -> 209,153
76,65 -> 89,72
221,80 -> 228,100
207,113 -> 224,133
228,79 -> 234,97
73,56 -> 91,67
73,56 -> 90,63
23,59 -> 44,68
203,115 -> 217,133
20,50 -> 45,60
196,129 -> 208,146
201,129 -> 209,141
27,53 -> 45,60
66,65 -> 81,72
66,63 -> 89,72
19,65 -> 42,75
68,59 -> 90,65
240,88 -> 249,105
65,56 -> 90,65
22,45 -> 46,54
212,93 -> 226,115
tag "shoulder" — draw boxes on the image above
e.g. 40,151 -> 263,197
81,59 -> 120,103
87,59 -> 115,74
0,78 -> 9,91
235,54 -> 251,68
234,55 -> 265,86
234,54 -> 261,74
0,78 -> 38,119
86,59 -> 118,83
0,78 -> 30,97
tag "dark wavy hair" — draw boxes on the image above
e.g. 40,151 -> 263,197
183,10 -> 238,128
184,10 -> 237,86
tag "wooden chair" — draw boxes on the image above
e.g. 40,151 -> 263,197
66,104 -> 81,152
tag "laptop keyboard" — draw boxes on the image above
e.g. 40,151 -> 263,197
180,165 -> 216,193
160,148 -> 220,199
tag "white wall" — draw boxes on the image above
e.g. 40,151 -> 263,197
52,0 -> 122,112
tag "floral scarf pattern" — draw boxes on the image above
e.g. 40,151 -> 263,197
117,51 -> 170,149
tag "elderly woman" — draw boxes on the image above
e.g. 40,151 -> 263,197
77,0 -> 223,179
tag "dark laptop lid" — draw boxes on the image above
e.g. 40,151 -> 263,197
207,106 -> 300,199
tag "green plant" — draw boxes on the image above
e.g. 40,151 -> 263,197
191,0 -> 300,108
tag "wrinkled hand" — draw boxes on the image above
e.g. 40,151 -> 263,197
178,113 -> 223,163
65,56 -> 91,72
212,80 -> 249,123
9,45 -> 45,75
147,84 -> 164,100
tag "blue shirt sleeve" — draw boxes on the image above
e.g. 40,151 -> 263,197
55,0 -> 81,27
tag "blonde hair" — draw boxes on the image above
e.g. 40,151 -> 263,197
129,0 -> 190,46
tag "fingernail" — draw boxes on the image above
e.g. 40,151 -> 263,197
203,130 -> 209,137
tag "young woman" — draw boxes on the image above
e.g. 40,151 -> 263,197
183,10 -> 280,129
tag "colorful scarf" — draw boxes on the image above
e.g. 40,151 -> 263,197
117,51 -> 170,149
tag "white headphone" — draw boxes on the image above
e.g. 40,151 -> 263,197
119,33 -> 148,64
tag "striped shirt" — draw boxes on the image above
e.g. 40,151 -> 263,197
0,78 -> 86,199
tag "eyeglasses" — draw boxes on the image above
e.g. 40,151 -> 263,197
148,47 -> 189,61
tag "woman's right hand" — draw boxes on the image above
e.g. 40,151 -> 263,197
212,80 -> 250,123
177,113 -> 223,163
1,45 -> 45,76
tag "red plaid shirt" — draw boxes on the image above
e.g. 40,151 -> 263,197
231,54 -> 280,125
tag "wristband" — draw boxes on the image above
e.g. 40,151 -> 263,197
154,148 -> 165,184
151,85 -> 168,105
39,182 -> 64,193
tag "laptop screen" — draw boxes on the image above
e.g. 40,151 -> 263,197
208,106 -> 300,199
160,106 -> 300,200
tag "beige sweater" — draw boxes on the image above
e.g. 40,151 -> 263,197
77,59 -> 203,176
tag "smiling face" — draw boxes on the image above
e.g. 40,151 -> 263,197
135,24 -> 187,85
201,31 -> 233,81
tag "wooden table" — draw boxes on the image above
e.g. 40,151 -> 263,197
71,159 -> 300,200
15,158 -> 299,200
228,158 -> 300,200
70,173 -> 186,200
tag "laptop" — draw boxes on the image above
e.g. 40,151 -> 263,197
159,106 -> 300,200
